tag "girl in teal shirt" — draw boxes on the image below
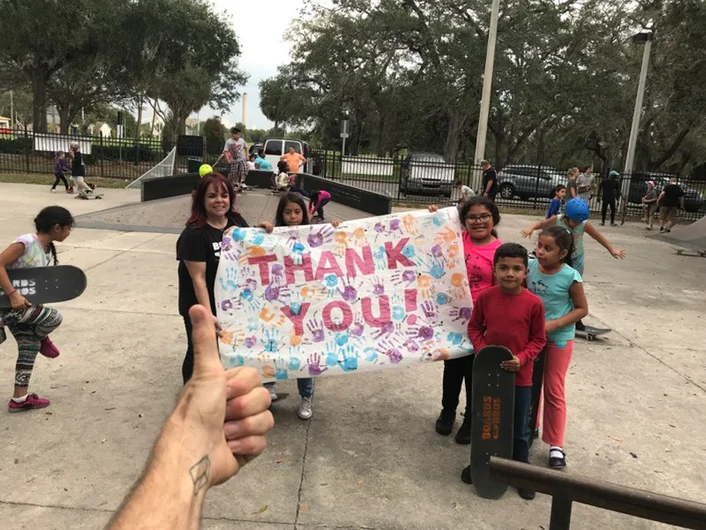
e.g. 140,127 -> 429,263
527,226 -> 588,469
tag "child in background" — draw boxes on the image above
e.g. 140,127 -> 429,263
461,243 -> 546,499
546,185 -> 566,219
69,142 -> 93,198
50,151 -> 71,193
272,160 -> 292,193
456,181 -> 476,206
428,197 -> 503,445
527,226 -> 588,468
308,190 -> 331,220
259,193 -> 339,420
641,180 -> 658,230
246,154 -> 256,172
566,168 -> 579,199
0,206 -> 74,412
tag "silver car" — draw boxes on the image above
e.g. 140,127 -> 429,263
400,152 -> 455,198
497,165 -> 564,200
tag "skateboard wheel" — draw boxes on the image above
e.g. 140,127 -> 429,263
587,334 -> 594,341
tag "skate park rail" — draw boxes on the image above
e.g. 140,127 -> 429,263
489,457 -> 706,529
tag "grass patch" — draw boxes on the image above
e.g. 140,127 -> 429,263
0,172 -> 131,189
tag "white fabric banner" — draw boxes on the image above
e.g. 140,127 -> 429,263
215,207 -> 473,381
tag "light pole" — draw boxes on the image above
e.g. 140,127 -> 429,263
473,0 -> 501,192
622,29 -> 653,199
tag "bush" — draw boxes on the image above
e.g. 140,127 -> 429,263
0,137 -> 33,154
90,144 -> 163,163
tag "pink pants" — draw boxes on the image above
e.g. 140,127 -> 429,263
541,340 -> 574,447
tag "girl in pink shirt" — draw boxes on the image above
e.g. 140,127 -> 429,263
430,196 -> 502,444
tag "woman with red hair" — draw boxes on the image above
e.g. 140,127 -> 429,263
176,173 -> 248,383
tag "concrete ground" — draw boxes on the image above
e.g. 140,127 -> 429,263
0,182 -> 704,530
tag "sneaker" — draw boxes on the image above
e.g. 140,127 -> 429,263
610,223 -> 618,227
50,188 -> 56,193
518,488 -> 536,500
600,222 -> 605,226
645,226 -> 652,230
461,465 -> 473,484
435,409 -> 455,435
548,448 -> 567,469
39,337 -> 60,358
455,419 -> 472,445
575,320 -> 585,332
8,393 -> 50,413
660,227 -> 664,232
298,396 -> 313,420
665,229 -> 671,233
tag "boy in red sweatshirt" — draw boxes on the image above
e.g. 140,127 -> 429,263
462,242 -> 546,500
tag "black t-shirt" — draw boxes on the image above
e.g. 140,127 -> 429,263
600,177 -> 620,200
176,215 -> 248,317
482,167 -> 497,194
661,184 -> 684,208
71,151 -> 85,177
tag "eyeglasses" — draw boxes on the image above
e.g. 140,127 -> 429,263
466,214 -> 493,223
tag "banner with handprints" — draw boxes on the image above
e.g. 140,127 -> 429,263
215,207 -> 473,381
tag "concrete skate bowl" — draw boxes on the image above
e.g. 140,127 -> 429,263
649,214 -> 706,251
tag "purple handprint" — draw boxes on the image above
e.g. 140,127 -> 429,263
378,339 -> 403,364
244,336 -> 257,349
307,225 -> 334,248
431,245 -> 444,258
221,299 -> 233,312
393,269 -> 417,286
374,222 -> 387,234
265,284 -> 290,303
307,353 -> 328,376
407,324 -> 434,341
403,338 -> 421,353
372,276 -> 385,296
451,306 -> 472,323
372,320 -> 396,340
389,218 -> 401,233
306,319 -> 326,343
338,277 -> 358,302
350,314 -> 365,337
421,300 -> 438,321
271,263 -> 284,283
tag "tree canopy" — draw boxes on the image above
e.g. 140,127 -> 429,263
260,0 -> 706,175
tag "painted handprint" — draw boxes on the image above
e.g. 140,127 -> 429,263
338,276 -> 359,302
288,353 -> 302,371
371,276 -> 385,296
333,230 -> 348,256
308,225 -> 334,248
401,214 -> 418,236
407,324 -> 435,341
417,274 -> 434,299
374,222 -> 388,234
372,320 -> 396,340
226,354 -> 245,367
264,283 -> 291,304
244,336 -> 258,349
239,245 -> 267,264
324,341 -> 339,367
450,306 -> 472,324
259,306 -> 286,326
377,338 -> 404,364
306,352 -> 328,376
421,299 -> 439,324
363,347 -> 379,363
306,319 -> 326,343
392,269 -> 417,286
334,331 -> 349,346
338,346 -> 359,372
434,226 -> 456,247
389,218 -> 403,234
274,358 -> 289,380
261,329 -> 281,354
350,227 -> 368,247
350,314 -> 365,337
323,273 -> 339,297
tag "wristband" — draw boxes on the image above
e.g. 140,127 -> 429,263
6,289 -> 17,297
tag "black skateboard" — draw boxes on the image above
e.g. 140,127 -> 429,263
470,345 -> 515,499
575,326 -> 611,341
0,266 -> 87,309
75,193 -> 103,200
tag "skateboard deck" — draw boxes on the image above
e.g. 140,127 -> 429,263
470,345 -> 515,499
619,195 -> 628,226
0,266 -> 87,309
76,193 -> 103,200
575,326 -> 611,341
527,347 -> 547,449
674,248 -> 706,258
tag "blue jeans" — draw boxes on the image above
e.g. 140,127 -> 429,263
298,377 -> 314,398
514,386 -> 532,463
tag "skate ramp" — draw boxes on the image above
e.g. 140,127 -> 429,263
649,214 -> 706,250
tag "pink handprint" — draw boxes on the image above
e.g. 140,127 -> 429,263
378,339 -> 403,364
306,319 -> 326,343
421,300 -> 438,322
372,276 -> 385,296
307,353 -> 328,376
372,320 -> 396,340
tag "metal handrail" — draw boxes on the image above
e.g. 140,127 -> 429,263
489,457 -> 706,530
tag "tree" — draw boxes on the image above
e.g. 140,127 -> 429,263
203,117 -> 226,155
259,76 -> 293,133
0,0 -> 125,132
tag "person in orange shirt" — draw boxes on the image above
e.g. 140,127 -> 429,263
280,146 -> 307,173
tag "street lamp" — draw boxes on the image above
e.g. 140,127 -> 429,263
473,0 -> 501,192
622,29 -> 653,198
340,110 -> 350,156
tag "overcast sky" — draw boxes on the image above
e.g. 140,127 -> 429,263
201,0 -> 310,130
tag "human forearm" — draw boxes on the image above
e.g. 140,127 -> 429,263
547,307 -> 587,332
192,279 -> 212,314
106,420 -> 209,530
0,267 -> 14,295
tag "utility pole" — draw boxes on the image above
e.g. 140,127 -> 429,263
623,30 -> 653,199
472,0 -> 501,192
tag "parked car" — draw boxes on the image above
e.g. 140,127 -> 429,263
262,138 -> 311,173
399,152 -> 455,198
248,142 -> 263,156
626,172 -> 705,213
496,165 -> 564,200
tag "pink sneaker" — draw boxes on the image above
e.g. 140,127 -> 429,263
8,393 -> 51,413
39,338 -> 60,358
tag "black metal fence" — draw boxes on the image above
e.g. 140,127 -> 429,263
309,151 -> 706,222
0,126 -> 218,182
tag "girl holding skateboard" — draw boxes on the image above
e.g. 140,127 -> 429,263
428,197 -> 503,445
527,226 -> 588,468
0,206 -> 74,412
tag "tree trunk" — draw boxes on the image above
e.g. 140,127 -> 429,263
444,112 -> 466,162
30,69 -> 49,133
135,95 -> 143,141
58,106 -> 71,135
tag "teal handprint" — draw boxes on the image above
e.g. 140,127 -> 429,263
364,347 -> 379,363
339,346 -> 359,372
288,356 -> 302,371
325,341 -> 339,367
274,358 -> 289,380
